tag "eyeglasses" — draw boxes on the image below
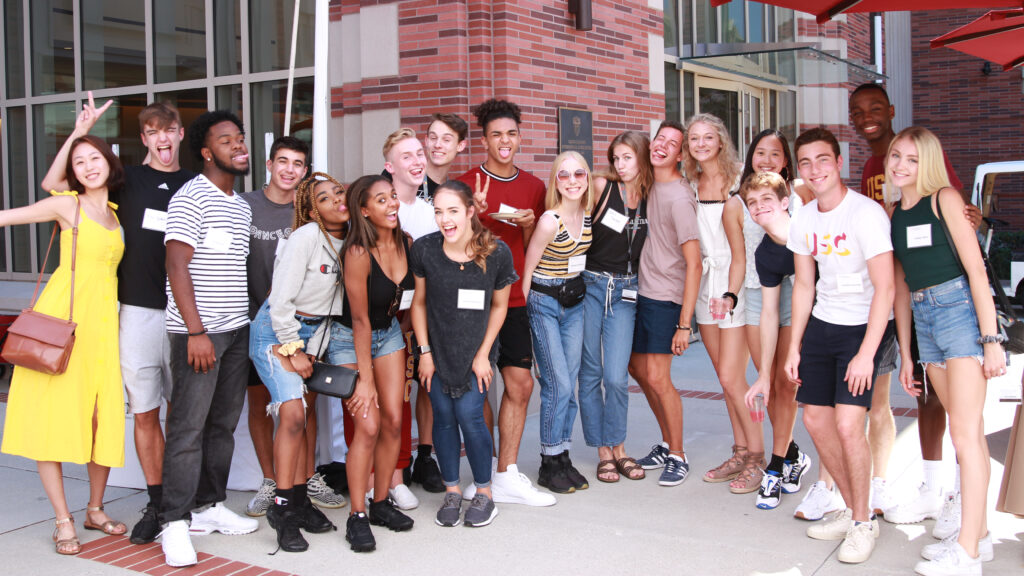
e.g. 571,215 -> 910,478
556,169 -> 588,182
387,286 -> 405,318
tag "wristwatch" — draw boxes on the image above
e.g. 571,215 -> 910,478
416,344 -> 432,355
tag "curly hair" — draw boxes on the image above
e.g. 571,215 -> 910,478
682,113 -> 742,195
434,180 -> 498,273
188,110 -> 244,164
472,99 -> 521,130
65,135 -> 124,195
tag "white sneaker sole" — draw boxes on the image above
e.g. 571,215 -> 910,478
164,555 -> 197,568
189,523 -> 258,536
465,507 -> 498,527
309,496 -> 347,509
491,491 -> 556,506
883,508 -> 941,525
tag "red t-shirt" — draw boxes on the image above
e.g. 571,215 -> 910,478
457,165 -> 546,308
860,151 -> 964,206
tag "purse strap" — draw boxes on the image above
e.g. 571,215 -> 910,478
933,188 -> 966,277
29,196 -> 80,322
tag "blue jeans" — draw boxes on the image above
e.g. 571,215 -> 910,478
579,270 -> 637,448
428,374 -> 492,487
528,276 -> 585,455
248,300 -> 321,410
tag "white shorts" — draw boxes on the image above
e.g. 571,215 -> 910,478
120,304 -> 173,414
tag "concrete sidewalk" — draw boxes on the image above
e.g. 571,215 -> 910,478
1,343 -> 1021,575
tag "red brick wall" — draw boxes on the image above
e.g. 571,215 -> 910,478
332,0 -> 665,179
911,10 -> 1024,220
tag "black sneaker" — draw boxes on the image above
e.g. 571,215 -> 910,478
368,498 -> 414,532
411,453 -> 445,493
558,451 -> 590,490
537,454 -> 576,494
298,497 -> 335,534
435,492 -> 462,527
464,494 -> 498,527
345,512 -> 376,553
269,504 -> 308,553
129,504 -> 160,544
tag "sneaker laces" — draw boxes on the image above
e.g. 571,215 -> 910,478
308,473 -> 329,493
515,472 -> 539,490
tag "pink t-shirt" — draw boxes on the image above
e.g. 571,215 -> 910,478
638,179 -> 700,304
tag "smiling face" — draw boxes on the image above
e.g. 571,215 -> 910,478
686,121 -> 722,166
612,143 -> 640,184
424,120 -> 466,169
886,137 -> 919,191
362,179 -> 400,230
311,180 -> 349,227
141,120 -> 184,171
555,156 -> 589,202
433,188 -> 474,245
267,148 -> 308,193
385,137 -> 426,189
481,117 -> 521,168
205,120 -> 250,176
70,142 -> 110,192
744,186 -> 789,228
751,135 -> 788,175
849,88 -> 894,147
796,140 -> 843,197
650,126 -> 683,169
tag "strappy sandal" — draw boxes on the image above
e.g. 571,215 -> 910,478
597,459 -> 620,483
52,515 -> 80,555
729,453 -> 766,494
83,505 -> 127,536
615,457 -> 645,480
703,445 -> 748,483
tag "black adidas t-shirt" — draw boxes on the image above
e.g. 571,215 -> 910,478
117,165 -> 195,309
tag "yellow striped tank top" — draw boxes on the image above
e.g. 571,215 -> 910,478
534,210 -> 592,278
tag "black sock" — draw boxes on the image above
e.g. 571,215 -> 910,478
785,441 -> 800,461
767,454 -> 786,475
274,487 -> 294,506
147,484 -> 163,507
293,482 -> 308,506
417,444 -> 433,459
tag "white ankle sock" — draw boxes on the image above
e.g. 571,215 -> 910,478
660,441 -> 669,449
922,460 -> 943,492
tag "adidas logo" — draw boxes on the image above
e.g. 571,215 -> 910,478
158,183 -> 169,190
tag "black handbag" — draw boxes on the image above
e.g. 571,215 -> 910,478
532,274 -> 586,308
304,274 -> 358,399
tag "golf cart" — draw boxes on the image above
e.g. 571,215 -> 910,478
970,160 -> 1024,306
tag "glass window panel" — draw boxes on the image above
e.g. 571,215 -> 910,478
249,0 -> 315,73
681,0 -> 693,47
6,107 -> 30,272
153,0 -> 206,83
766,5 -> 777,42
0,113 -> 6,271
154,87 -> 209,173
31,0 -> 75,96
699,87 -> 739,150
778,90 -> 797,147
665,63 -> 680,124
5,0 -> 26,99
776,8 -> 795,42
696,1 -> 718,44
34,102 -> 76,272
749,2 -> 764,44
723,0 -> 746,43
84,93 -> 149,169
664,0 -> 679,56
684,71 -> 695,120
81,0 -> 146,89
215,0 -> 242,76
249,77 -> 314,189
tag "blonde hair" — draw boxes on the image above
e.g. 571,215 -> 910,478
682,113 -> 742,192
739,171 -> 788,203
545,151 -> 595,212
382,127 -> 417,159
886,126 -> 952,198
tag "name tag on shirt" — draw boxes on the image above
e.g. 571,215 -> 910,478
837,273 -> 864,294
601,208 -> 629,233
567,255 -> 587,274
498,203 -> 520,227
141,208 -> 167,232
458,289 -> 486,310
203,228 -> 233,252
622,289 -> 637,303
399,289 -> 415,311
906,224 -> 932,249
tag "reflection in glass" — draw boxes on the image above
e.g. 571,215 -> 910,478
684,72 -> 695,120
7,108 -> 30,272
5,0 -> 26,99
665,63 -> 680,124
249,77 -> 314,189
154,0 -> 206,83
749,2 -> 764,43
778,90 -> 797,147
664,0 -> 679,55
681,0 -> 694,47
215,0 -> 242,76
154,88 -> 209,173
249,0 -> 315,73
85,94 -> 149,170
696,1 -> 718,44
777,8 -> 795,43
34,102 -> 76,272
81,0 -> 146,89
723,0 -> 746,43
699,87 -> 739,150
31,0 -> 75,96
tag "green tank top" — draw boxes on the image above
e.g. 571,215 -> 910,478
891,195 -> 963,291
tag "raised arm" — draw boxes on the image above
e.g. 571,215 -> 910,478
40,92 -> 112,193
0,195 -> 77,230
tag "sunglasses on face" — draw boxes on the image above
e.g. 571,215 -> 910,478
387,286 -> 404,318
556,169 -> 588,182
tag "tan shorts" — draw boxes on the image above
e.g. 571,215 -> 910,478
120,304 -> 173,414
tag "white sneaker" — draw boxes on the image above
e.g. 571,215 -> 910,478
794,481 -> 844,521
807,509 -> 879,541
922,532 -> 993,563
490,464 -> 556,506
160,520 -> 197,567
388,484 -> 420,510
914,541 -> 982,576
871,477 -> 895,516
188,502 -> 258,535
884,483 -> 943,524
245,477 -> 276,517
838,521 -> 877,564
933,492 -> 962,540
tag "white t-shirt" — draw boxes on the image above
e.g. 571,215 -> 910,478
398,197 -> 439,241
787,189 -> 892,326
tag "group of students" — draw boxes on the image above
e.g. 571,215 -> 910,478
0,83 -> 1005,576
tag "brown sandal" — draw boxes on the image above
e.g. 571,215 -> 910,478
615,457 -> 646,480
729,453 -> 766,494
83,505 -> 127,536
703,445 -> 748,483
52,515 -> 80,555
597,459 -> 620,483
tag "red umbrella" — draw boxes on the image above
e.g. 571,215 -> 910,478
931,8 -> 1024,71
710,1 -> 1024,25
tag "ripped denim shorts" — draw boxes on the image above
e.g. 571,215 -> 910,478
910,275 -> 984,367
249,300 -> 324,412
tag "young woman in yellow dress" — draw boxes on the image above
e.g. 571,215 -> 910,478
0,134 -> 126,555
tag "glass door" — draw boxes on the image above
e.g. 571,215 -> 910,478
695,76 -> 767,155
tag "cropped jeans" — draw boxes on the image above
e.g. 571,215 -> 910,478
428,373 -> 492,487
579,270 -> 637,448
528,276 -> 585,456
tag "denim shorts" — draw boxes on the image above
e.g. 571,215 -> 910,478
326,317 -> 405,365
745,277 -> 793,327
911,276 -> 983,366
633,295 -> 682,355
248,301 -> 322,408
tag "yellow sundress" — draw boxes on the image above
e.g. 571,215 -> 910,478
1,196 -> 125,466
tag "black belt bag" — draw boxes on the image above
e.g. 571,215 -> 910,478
531,275 -> 585,308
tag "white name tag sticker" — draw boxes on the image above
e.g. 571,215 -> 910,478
837,273 -> 864,294
458,289 -> 486,310
567,255 -> 587,274
399,289 -> 415,311
622,289 -> 638,303
601,208 -> 629,233
906,224 -> 932,249
498,203 -> 520,227
141,208 -> 167,232
202,228 -> 233,252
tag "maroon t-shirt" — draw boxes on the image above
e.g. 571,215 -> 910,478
860,151 -> 964,206
457,165 -> 546,308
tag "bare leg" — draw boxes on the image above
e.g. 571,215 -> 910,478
643,354 -> 684,453
769,326 -> 800,457
416,385 -> 433,446
248,385 -> 276,480
630,352 -> 669,441
371,351 -> 408,501
835,404 -> 872,522
867,372 -> 895,479
38,461 -> 77,546
304,394 -> 318,478
133,407 -> 165,485
496,365 -> 533,473
803,406 -> 853,510
917,386 -> 946,462
273,398 -> 306,491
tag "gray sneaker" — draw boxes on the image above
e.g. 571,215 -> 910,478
435,492 -> 462,527
246,478 -> 276,517
464,494 -> 498,527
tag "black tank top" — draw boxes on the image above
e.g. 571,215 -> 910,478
340,236 -> 414,330
586,180 -> 648,275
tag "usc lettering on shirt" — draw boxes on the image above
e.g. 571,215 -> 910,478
803,232 -> 852,257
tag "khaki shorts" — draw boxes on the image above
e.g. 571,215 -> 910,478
120,304 -> 173,414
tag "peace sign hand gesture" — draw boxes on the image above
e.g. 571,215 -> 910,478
74,91 -> 113,138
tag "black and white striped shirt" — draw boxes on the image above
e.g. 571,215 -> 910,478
164,174 -> 252,334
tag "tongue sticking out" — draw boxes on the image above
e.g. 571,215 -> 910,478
156,147 -> 173,166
